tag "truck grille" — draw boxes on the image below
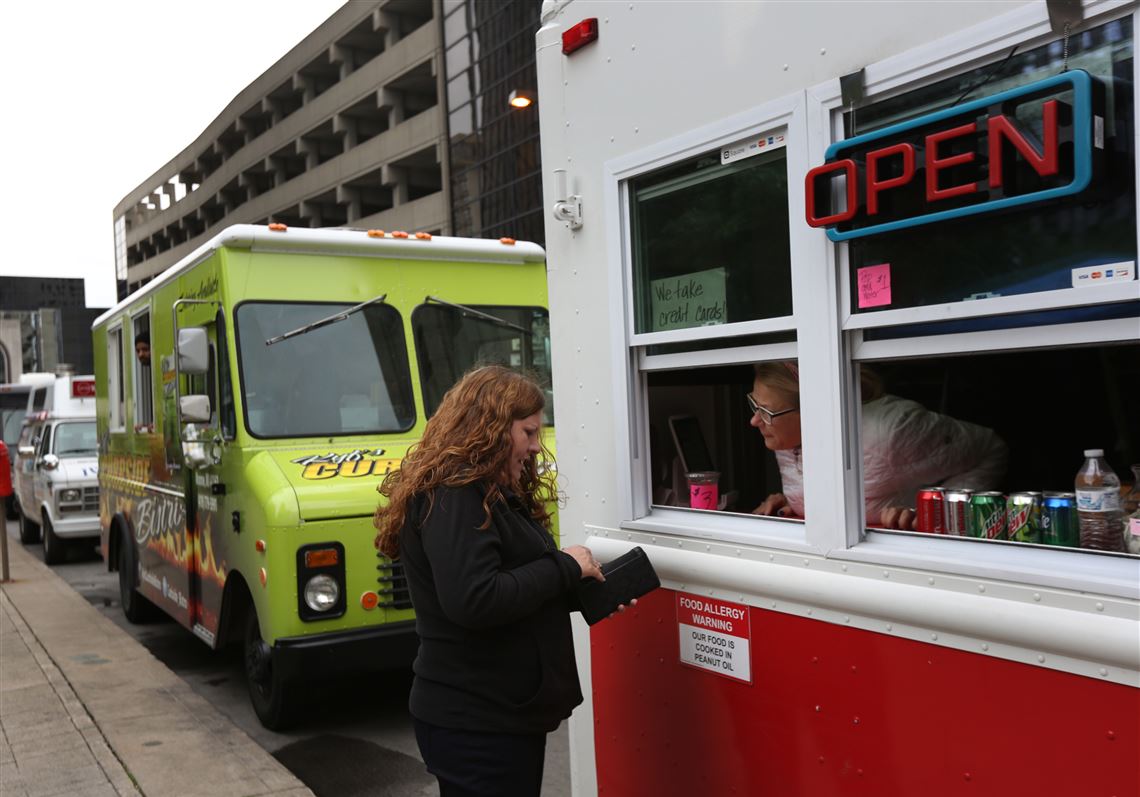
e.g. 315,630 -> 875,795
83,486 -> 99,512
376,556 -> 413,610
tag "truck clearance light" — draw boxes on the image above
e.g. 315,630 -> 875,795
562,18 -> 598,55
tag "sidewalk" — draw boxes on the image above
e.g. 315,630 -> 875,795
0,541 -> 313,797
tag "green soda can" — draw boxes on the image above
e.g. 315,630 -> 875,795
1006,492 -> 1042,543
969,491 -> 1006,540
1041,492 -> 1080,547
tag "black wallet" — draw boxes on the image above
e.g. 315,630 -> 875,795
576,547 -> 660,625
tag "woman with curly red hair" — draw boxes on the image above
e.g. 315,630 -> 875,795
375,365 -> 605,796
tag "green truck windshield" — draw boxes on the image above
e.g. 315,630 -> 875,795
412,304 -> 554,423
235,302 -> 416,438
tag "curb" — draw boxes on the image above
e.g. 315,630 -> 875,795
0,539 -> 314,797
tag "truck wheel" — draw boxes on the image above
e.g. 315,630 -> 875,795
42,515 -> 64,565
18,507 -> 40,545
118,536 -> 155,623
244,608 -> 296,730
4,494 -> 17,521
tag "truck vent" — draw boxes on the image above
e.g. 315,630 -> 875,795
376,556 -> 413,610
83,486 -> 99,512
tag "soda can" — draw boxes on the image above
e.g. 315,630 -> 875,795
942,488 -> 973,536
1006,492 -> 1042,543
969,491 -> 1006,540
915,487 -> 945,533
1041,492 -> 1079,547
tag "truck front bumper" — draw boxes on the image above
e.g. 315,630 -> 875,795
272,620 -> 418,682
50,512 -> 101,539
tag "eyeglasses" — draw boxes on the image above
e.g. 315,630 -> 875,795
746,393 -> 798,425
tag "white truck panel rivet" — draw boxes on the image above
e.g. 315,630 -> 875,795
738,595 -> 744,601
1099,667 -> 1108,676
705,545 -> 710,551
610,136 -> 615,142
678,541 -> 683,547
978,584 -> 986,593
815,705 -> 821,712
582,456 -> 587,461
928,577 -> 935,585
680,583 -> 686,589
735,549 -> 742,556
1096,602 -> 1105,611
631,45 -> 636,51
820,48 -> 826,55
1037,654 -> 1046,663
803,559 -> 810,566
566,121 -> 570,127
600,498 -> 606,504
634,127 -> 639,133
651,537 -> 656,544
572,269 -> 578,275
931,633 -> 939,641
584,491 -> 589,498
885,624 -> 892,632
807,609 -> 813,616
564,80 -> 568,86
882,570 -> 889,578
782,64 -> 789,71
841,564 -> 847,571
844,616 -> 850,623
1033,593 -> 1041,602
708,588 -> 714,595
606,57 -> 612,63
626,533 -> 632,540
981,643 -> 989,651
771,602 -> 777,609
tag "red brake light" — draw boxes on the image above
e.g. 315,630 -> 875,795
562,18 -> 598,55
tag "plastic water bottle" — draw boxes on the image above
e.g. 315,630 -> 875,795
1075,449 -> 1124,553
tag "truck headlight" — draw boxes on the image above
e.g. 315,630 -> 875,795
59,488 -> 81,502
303,574 -> 340,612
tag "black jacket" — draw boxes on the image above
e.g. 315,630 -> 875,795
399,483 -> 584,733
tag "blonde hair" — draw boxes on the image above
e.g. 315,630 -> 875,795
753,360 -> 883,403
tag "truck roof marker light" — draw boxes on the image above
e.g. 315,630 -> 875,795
367,229 -> 386,238
415,232 -> 432,240
255,539 -> 266,553
304,548 -> 339,568
259,567 -> 267,587
562,18 -> 598,55
392,230 -> 409,239
360,591 -> 379,611
268,222 -> 287,232
500,237 -> 516,245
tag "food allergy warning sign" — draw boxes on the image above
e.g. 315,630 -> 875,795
677,594 -> 751,683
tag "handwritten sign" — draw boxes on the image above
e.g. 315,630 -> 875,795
857,263 -> 892,308
650,268 -> 727,332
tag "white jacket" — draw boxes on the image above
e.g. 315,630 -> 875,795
775,395 -> 1008,525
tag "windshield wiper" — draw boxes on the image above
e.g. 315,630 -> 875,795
265,294 -> 388,346
425,296 -> 529,334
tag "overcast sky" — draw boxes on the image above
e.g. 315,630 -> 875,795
0,0 -> 346,309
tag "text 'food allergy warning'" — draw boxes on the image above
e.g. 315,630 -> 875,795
676,594 -> 752,683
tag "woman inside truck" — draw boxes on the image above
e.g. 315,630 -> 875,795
749,360 -> 1008,529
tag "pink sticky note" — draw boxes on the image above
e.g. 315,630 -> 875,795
857,263 -> 892,308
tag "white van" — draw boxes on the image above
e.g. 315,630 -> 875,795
13,370 -> 99,563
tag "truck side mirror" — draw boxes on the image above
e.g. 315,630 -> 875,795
179,395 -> 212,424
177,328 -> 210,374
17,446 -> 35,458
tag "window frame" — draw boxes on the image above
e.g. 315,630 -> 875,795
130,306 -> 154,433
605,0 -> 1140,597
107,324 -> 126,433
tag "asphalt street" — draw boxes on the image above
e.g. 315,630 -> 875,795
2,516 -> 572,797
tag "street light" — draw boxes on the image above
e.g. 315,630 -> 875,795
508,89 -> 535,109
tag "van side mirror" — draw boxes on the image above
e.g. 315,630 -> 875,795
40,454 -> 59,471
178,328 -> 209,374
179,395 -> 212,424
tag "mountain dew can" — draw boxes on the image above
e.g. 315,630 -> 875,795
1006,492 -> 1042,543
968,492 -> 1006,540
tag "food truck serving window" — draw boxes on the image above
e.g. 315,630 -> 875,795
235,302 -> 416,438
838,17 -> 1140,562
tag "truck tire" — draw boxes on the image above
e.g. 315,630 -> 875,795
244,608 -> 297,730
41,515 -> 64,565
118,535 -> 156,623
4,494 -> 17,521
18,506 -> 40,545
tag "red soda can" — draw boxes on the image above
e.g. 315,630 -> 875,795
915,487 -> 945,533
942,488 -> 973,536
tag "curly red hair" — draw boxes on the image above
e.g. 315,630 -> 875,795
374,365 -> 558,558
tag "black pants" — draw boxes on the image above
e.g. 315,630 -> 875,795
413,718 -> 547,797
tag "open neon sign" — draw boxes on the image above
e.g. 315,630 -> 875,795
805,70 -> 1103,241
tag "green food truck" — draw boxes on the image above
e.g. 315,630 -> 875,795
92,224 -> 552,728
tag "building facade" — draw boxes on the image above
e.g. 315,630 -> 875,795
116,0 -> 546,300
0,278 -> 106,380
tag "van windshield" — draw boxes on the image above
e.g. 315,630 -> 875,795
235,302 -> 416,438
411,304 -> 554,423
53,421 -> 97,457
